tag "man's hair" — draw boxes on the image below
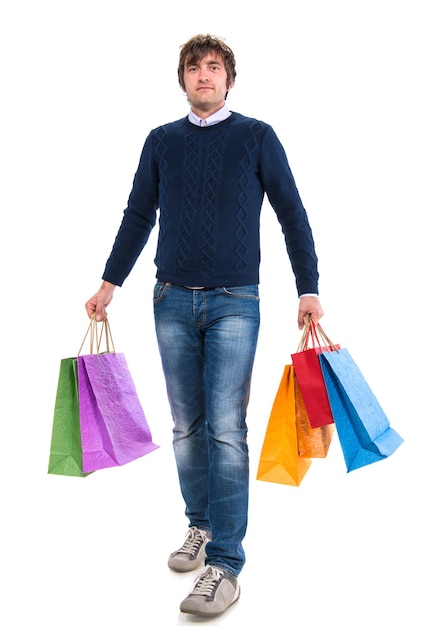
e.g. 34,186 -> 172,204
177,34 -> 237,91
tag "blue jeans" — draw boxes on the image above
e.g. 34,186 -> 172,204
153,282 -> 260,576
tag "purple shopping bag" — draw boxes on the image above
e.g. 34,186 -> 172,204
77,348 -> 159,473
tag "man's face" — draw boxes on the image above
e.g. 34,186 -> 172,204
182,53 -> 234,117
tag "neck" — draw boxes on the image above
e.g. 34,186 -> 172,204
191,102 -> 226,120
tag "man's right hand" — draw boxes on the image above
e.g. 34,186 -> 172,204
85,281 -> 116,321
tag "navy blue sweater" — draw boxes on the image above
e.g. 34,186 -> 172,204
102,112 -> 319,295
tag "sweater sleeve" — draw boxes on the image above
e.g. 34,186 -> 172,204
259,126 -> 319,296
102,133 -> 158,286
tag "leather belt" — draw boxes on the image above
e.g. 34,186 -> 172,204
184,285 -> 217,291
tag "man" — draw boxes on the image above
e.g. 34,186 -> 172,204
86,34 -> 324,617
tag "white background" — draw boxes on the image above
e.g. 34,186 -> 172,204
1,1 -> 439,624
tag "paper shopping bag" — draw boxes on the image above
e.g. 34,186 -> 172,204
295,375 -> 335,458
77,338 -> 159,473
47,358 -> 92,477
291,320 -> 339,427
318,348 -> 404,472
257,365 -> 311,486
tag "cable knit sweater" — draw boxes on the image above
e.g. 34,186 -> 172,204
102,112 -> 319,296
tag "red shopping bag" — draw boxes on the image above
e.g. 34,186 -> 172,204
291,318 -> 339,428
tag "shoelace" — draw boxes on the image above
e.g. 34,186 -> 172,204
191,566 -> 223,597
179,527 -> 205,556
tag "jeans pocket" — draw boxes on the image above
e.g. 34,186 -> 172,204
153,281 -> 169,303
221,285 -> 259,300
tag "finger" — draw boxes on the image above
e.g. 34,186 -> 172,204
85,302 -> 97,318
95,304 -> 108,322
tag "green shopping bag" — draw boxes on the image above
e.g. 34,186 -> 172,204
47,357 -> 92,477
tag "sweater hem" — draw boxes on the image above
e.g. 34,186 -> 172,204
156,270 -> 260,288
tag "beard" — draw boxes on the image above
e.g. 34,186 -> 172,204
186,84 -> 229,114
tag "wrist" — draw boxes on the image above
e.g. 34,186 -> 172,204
101,280 -> 116,294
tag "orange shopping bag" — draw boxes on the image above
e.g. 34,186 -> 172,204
257,364 -> 311,486
295,375 -> 335,458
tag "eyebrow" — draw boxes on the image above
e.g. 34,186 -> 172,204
185,59 -> 224,68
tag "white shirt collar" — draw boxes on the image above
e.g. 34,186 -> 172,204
188,104 -> 231,127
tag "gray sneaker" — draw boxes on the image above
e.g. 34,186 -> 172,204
180,565 -> 240,617
168,526 -> 210,572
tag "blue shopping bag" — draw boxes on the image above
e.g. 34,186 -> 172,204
318,348 -> 404,472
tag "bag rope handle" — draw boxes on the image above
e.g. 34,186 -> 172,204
78,315 -> 116,355
314,323 -> 337,350
296,315 -> 338,353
